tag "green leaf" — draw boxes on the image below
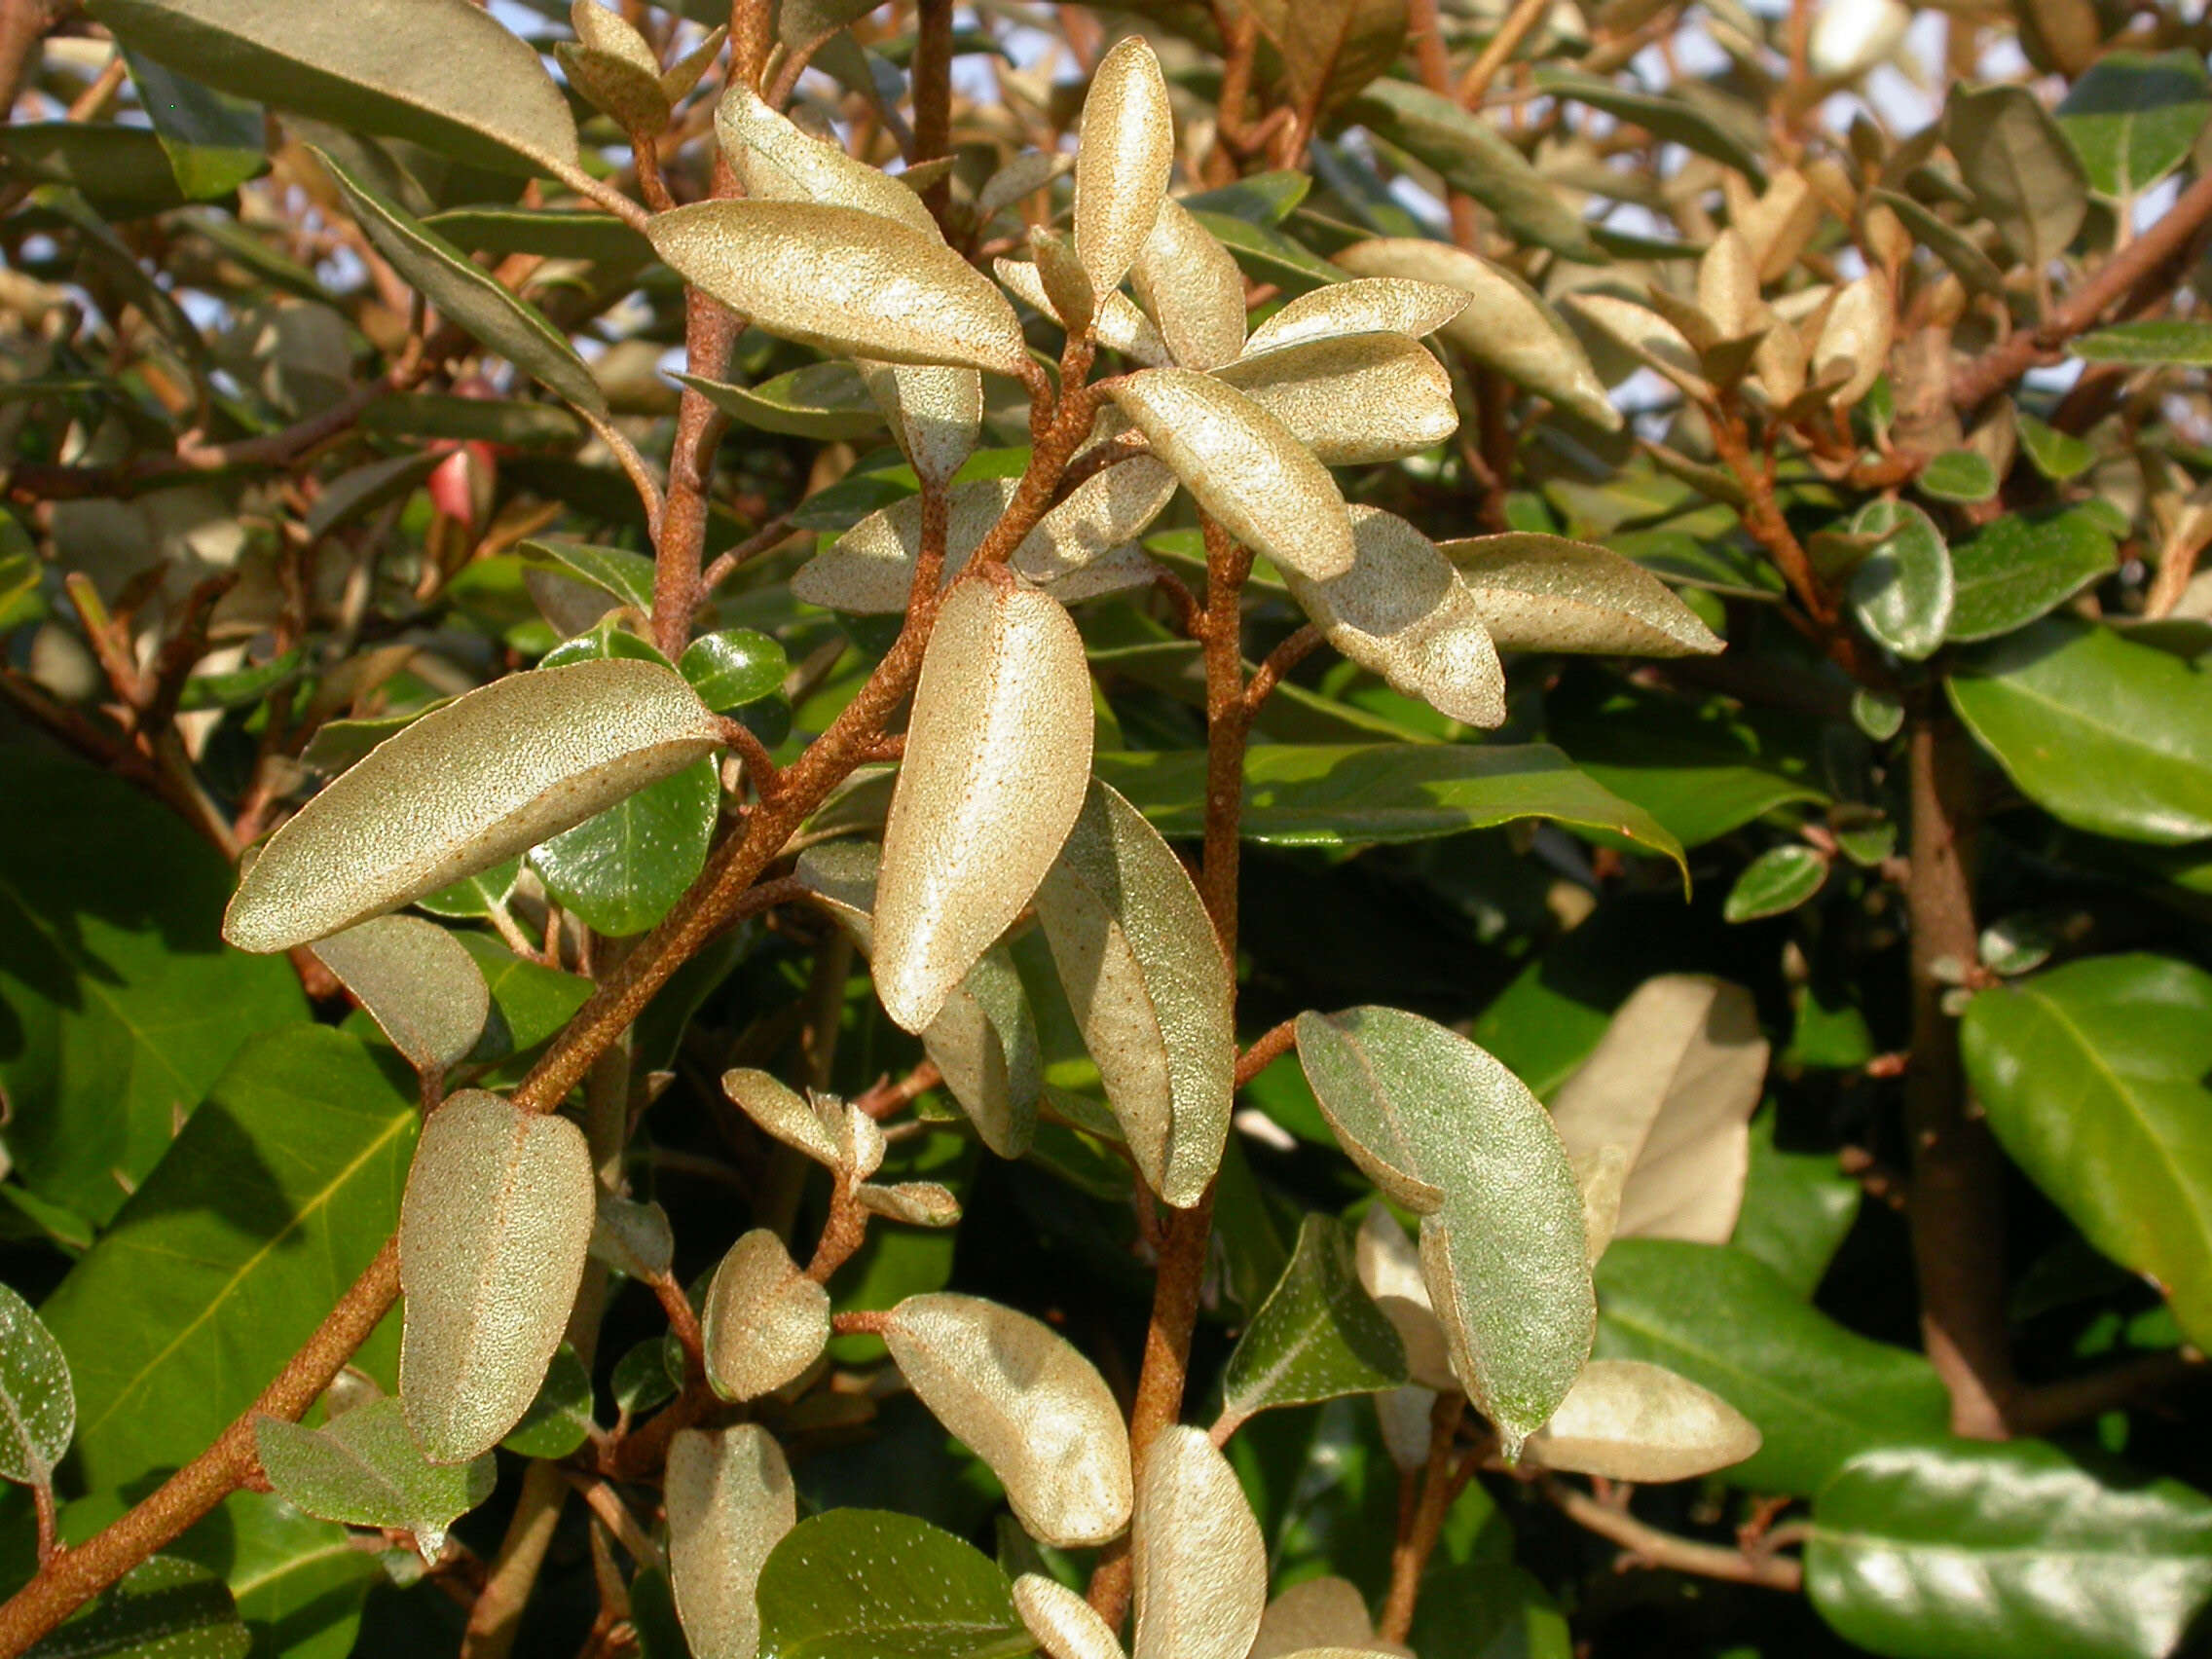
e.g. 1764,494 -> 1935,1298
501,1341 -> 596,1458
89,0 -> 579,177
454,933 -> 593,1062
2015,412 -> 2097,481
755,1508 -> 1031,1659
2074,319 -> 2212,365
1945,83 -> 2088,273
1849,498 -> 1952,661
682,628 -> 789,712
1245,0 -> 1405,117
1296,1008 -> 1592,1455
25,1556 -> 248,1659
176,646 -> 305,714
1546,685 -> 1825,849
1190,209 -> 1347,294
416,860 -> 520,922
1947,617 -> 2212,844
180,1493 -> 382,1659
35,1027 -> 416,1495
0,743 -> 308,1227
0,125 -> 190,218
1914,449 -> 1998,504
1031,780 -> 1235,1207
521,539 -> 657,613
1532,68 -> 1766,180
1722,844 -> 1827,922
314,147 -> 608,419
2057,50 -> 2212,201
422,203 -> 653,263
0,1282 -> 72,1486
1411,1563 -> 1569,1659
362,393 -> 586,449
529,757 -> 719,938
122,48 -> 265,199
1594,1239 -> 1950,1496
1092,744 -> 1684,871
1945,508 -> 2116,642
1220,1214 -> 1408,1430
673,365 -> 886,440
1346,80 -> 1605,263
255,1396 -> 495,1554
311,915 -> 490,1076
1871,189 -> 2007,300
1961,954 -> 2212,1351
1181,168 -> 1310,225
1806,1440 -> 2212,1659
1730,1111 -> 1859,1298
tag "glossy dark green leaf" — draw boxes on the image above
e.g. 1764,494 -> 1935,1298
1092,744 -> 1684,871
1807,1440 -> 2212,1659
2056,50 -> 2212,201
89,0 -> 580,177
176,646 -> 305,714
453,935 -> 591,1065
1961,954 -> 2212,1350
35,1027 -> 416,1495
681,628 -> 789,711
1297,1008 -> 1592,1454
1849,498 -> 1952,661
255,1396 -> 495,1553
501,1341 -> 596,1458
1220,1215 -> 1408,1432
530,757 -> 719,937
755,1508 -> 1027,1659
1722,844 -> 1827,923
0,1282 -> 72,1487
1947,618 -> 2212,843
1915,450 -> 1998,504
0,743 -> 307,1227
2074,319 -> 2212,365
1730,1111 -> 1860,1298
24,1556 -> 248,1659
1595,1239 -> 1950,1495
1544,685 -> 1826,849
181,1492 -> 382,1659
315,148 -> 608,418
1346,81 -> 1604,262
1945,509 -> 2116,642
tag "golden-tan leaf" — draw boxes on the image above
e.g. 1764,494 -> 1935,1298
1074,36 -> 1174,298
1213,332 -> 1458,463
1131,198 -> 1247,369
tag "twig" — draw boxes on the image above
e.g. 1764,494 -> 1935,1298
1952,167 -> 2212,409
1234,1018 -> 1298,1088
1458,0 -> 1556,104
1377,1395 -> 1471,1643
700,510 -> 799,593
565,1474 -> 666,1573
1244,626 -> 1321,716
1549,1482 -> 1805,1591
460,1460 -> 569,1659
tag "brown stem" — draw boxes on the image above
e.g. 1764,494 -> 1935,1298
651,217 -> 743,657
1903,708 -> 2015,1439
910,0 -> 954,228
566,1474 -> 665,1573
1458,0 -> 1553,103
1088,512 -> 1252,1627
1548,1483 -> 1805,1592
1951,168 -> 2212,410
1234,1019 -> 1299,1088
2005,1351 -> 2209,1437
460,1460 -> 569,1659
699,510 -> 798,593
0,0 -> 65,118
804,1177 -> 870,1282
1377,1395 -> 1469,1644
1244,626 -> 1321,716
0,1241 -> 401,1654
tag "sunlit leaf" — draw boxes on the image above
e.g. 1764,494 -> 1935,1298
0,1281 -> 72,1488
668,1424 -> 796,1659
254,1396 -> 494,1554
1285,508 -> 1505,728
1221,1214 -> 1408,1428
1244,275 -> 1466,355
873,577 -> 1094,1032
1075,37 -> 1174,298
756,1508 -> 1027,1659
1438,532 -> 1722,656
1132,198 -> 1249,369
1108,367 -> 1353,579
1523,1358 -> 1761,1483
1131,1426 -> 1268,1659
717,79 -> 940,237
1032,780 -> 1234,1207
1333,240 -> 1619,429
647,200 -> 1031,375
1849,498 -> 1952,661
702,1229 -> 830,1403
225,658 -> 722,952
884,1291 -> 1130,1547
1014,1573 -> 1125,1659
399,1090 -> 596,1462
